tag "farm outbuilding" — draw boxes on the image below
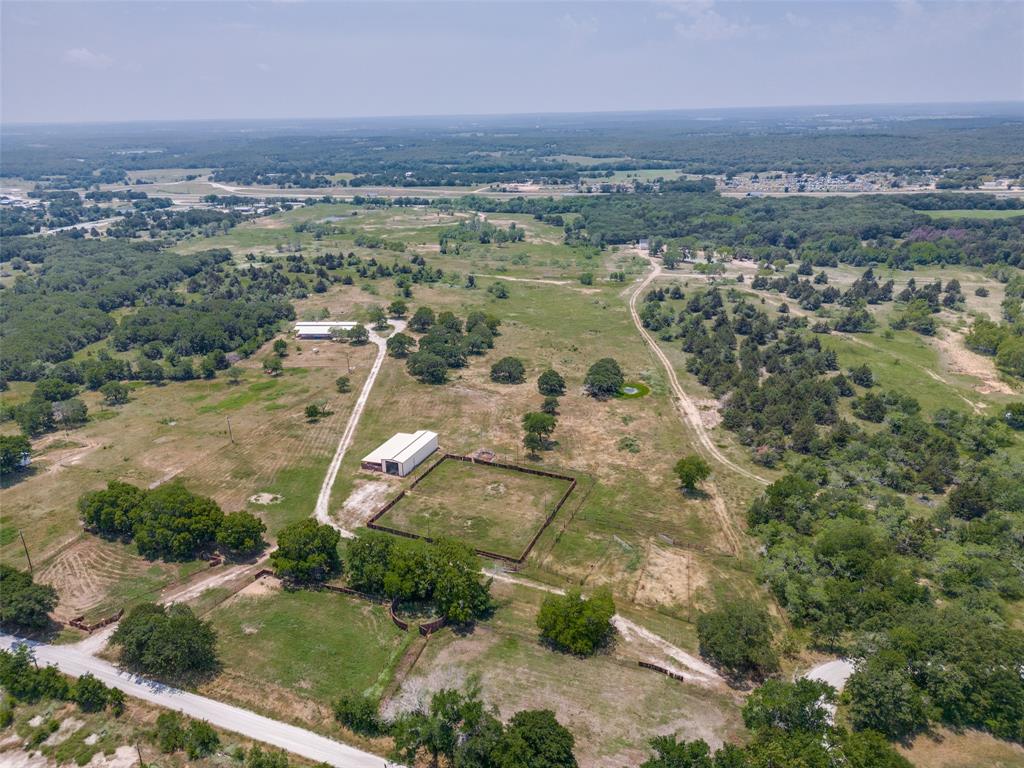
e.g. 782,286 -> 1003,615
294,321 -> 357,339
361,430 -> 438,477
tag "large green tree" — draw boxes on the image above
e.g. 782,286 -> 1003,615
584,358 -> 623,399
696,600 -> 778,680
270,519 -> 341,584
133,483 -> 224,560
536,587 -> 615,656
111,603 -> 218,680
0,565 -> 58,631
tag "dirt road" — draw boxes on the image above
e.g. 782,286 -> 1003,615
628,257 -> 769,488
487,571 -> 723,685
0,634 -> 395,768
314,322 -> 405,535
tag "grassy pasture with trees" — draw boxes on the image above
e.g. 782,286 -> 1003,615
3,180 -> 1022,767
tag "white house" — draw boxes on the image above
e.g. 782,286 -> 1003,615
293,321 -> 357,339
361,430 -> 438,477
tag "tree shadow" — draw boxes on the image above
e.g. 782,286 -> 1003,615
0,466 -> 38,490
680,487 -> 710,501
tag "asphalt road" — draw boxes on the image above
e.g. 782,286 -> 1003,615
1,634 -> 395,768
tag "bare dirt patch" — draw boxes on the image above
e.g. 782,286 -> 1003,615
231,574 -> 282,601
633,545 -> 710,612
931,330 -> 1015,395
248,492 -> 282,505
337,479 -> 396,529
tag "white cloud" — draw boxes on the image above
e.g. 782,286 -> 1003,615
661,0 -> 756,42
63,47 -> 113,70
784,11 -> 810,29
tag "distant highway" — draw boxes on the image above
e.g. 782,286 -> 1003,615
1,633 -> 395,768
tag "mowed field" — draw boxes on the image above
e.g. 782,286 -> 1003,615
201,579 -> 411,730
378,458 -> 573,558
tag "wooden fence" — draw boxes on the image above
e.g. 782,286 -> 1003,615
68,608 -> 124,634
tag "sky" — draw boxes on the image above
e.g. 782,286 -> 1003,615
2,0 -> 1022,124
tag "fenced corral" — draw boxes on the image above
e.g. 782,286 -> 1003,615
367,454 -> 577,564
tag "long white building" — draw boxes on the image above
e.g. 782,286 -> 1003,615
361,430 -> 438,477
293,321 -> 357,339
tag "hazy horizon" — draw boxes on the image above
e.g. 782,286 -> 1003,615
2,98 -> 1023,130
3,0 -> 1022,125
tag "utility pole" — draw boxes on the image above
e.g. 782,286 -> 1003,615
19,530 -> 33,573
345,351 -> 352,373
226,416 -> 234,444
135,741 -> 145,768
686,552 -> 692,623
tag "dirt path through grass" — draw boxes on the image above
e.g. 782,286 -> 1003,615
628,257 -> 769,489
314,321 -> 405,536
488,571 -> 724,685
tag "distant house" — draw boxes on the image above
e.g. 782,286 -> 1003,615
293,321 -> 357,339
638,238 -> 650,251
361,430 -> 438,477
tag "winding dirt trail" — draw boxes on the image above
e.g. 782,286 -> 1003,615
628,258 -> 769,488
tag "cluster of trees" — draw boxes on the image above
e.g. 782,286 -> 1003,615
346,532 -> 492,624
5,375 -> 89,436
0,646 -> 125,718
0,239 -> 232,381
78,480 -> 266,560
0,565 -> 58,631
439,217 -> 524,253
404,307 -> 501,385
110,602 -> 218,681
536,588 -> 615,656
638,677 -> 911,768
746,467 -> 1024,741
335,682 -> 579,768
153,712 -> 221,760
270,519 -> 341,584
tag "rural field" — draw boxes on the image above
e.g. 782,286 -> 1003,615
4,161 -> 1024,768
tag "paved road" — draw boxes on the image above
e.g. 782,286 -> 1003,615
314,321 -> 405,536
1,634 -> 395,768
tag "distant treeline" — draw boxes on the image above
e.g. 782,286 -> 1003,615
456,191 -> 1024,269
3,111 -> 1021,186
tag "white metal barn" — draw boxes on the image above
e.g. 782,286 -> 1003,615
293,321 -> 357,339
361,430 -> 438,477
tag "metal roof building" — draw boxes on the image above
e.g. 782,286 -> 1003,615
293,321 -> 357,339
361,430 -> 438,477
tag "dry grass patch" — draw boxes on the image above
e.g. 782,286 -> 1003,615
376,458 -> 573,558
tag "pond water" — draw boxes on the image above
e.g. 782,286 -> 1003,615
622,386 -> 640,395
